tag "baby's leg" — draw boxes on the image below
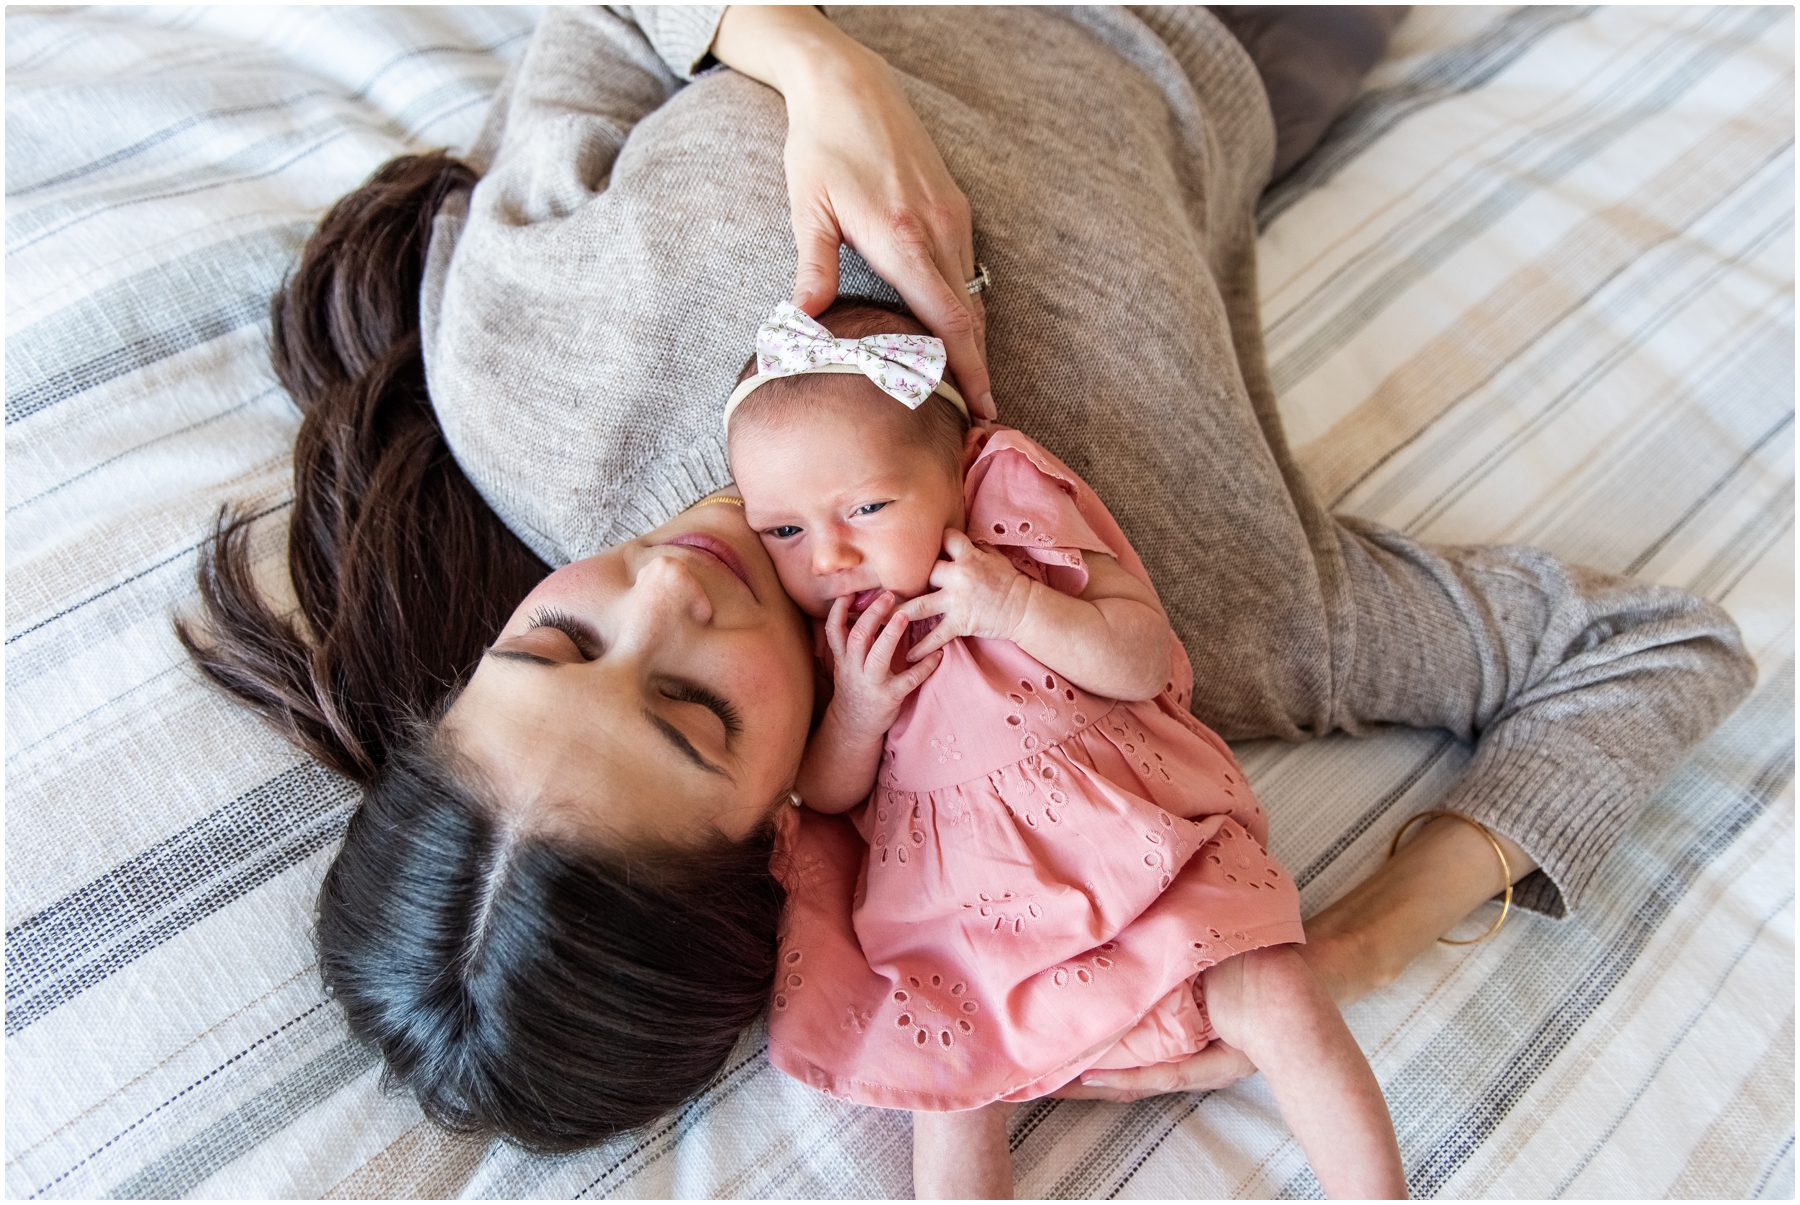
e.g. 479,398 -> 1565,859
1201,945 -> 1407,1199
912,1102 -> 1015,1199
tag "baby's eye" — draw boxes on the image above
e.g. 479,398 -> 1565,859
767,525 -> 802,539
853,502 -> 890,517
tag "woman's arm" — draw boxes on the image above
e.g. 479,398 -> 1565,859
709,6 -> 995,418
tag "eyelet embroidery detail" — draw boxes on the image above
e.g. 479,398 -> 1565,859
1049,941 -> 1120,988
893,973 -> 976,1049
929,733 -> 963,765
962,890 -> 1044,935
874,794 -> 926,866
773,948 -> 804,1010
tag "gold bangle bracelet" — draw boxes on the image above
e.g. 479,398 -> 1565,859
1388,809 -> 1514,946
688,495 -> 745,509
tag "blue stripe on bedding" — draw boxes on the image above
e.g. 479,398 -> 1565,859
6,226 -> 307,425
5,762 -> 356,1036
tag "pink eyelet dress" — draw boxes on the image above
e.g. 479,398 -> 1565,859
768,428 -> 1305,1111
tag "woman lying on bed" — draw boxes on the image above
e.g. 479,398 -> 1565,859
177,2 -> 1752,1172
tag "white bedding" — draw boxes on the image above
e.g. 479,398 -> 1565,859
6,6 -> 1792,1198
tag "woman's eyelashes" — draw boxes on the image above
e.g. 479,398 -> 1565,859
661,681 -> 743,738
523,607 -> 603,659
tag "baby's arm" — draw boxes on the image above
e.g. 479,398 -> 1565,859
898,529 -> 1172,701
796,591 -> 944,813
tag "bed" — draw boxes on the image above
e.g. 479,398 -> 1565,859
6,5 -> 1791,1198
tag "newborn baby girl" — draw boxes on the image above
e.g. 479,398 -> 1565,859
724,300 -> 1405,1200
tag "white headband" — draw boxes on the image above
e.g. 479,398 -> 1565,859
722,302 -> 969,432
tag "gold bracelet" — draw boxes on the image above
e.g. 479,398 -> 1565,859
688,495 -> 744,509
1388,809 -> 1513,945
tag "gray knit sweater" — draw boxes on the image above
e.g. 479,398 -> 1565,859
420,6 -> 1755,916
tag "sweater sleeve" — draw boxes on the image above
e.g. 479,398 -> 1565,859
605,5 -> 728,80
1329,516 -> 1756,916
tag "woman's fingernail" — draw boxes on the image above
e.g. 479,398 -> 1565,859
980,391 -> 995,414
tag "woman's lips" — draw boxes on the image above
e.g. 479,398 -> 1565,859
663,533 -> 757,598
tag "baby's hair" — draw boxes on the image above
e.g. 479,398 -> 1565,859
727,298 -> 970,476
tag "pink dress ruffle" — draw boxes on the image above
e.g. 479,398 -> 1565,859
768,429 -> 1304,1111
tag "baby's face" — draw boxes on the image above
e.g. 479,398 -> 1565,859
731,390 -> 965,620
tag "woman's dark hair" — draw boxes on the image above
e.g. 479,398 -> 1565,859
175,151 -> 785,1151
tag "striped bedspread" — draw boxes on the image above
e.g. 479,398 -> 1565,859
6,6 -> 1792,1198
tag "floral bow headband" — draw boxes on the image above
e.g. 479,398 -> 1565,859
721,302 -> 969,431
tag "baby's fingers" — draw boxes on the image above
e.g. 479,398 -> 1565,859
890,649 -> 943,697
905,616 -> 958,663
844,592 -> 895,660
865,606 -> 912,675
824,595 -> 853,660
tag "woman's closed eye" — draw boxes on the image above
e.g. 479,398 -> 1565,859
525,607 -> 603,659
661,680 -> 743,739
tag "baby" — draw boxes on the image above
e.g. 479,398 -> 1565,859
726,300 -> 1405,1200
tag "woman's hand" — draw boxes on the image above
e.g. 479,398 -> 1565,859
1050,1042 -> 1259,1102
709,6 -> 994,419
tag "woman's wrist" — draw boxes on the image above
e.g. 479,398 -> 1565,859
711,6 -> 871,99
1302,815 -> 1538,1005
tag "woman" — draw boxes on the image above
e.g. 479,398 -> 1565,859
178,4 -> 1753,1160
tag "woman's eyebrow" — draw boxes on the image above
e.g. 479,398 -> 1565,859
642,710 -> 733,780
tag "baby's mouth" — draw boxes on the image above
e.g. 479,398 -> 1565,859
850,587 -> 886,613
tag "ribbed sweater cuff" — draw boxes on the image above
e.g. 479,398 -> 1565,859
1434,720 -> 1642,920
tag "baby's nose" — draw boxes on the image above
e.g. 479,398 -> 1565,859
812,528 -> 862,574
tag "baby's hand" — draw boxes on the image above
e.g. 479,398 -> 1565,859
824,591 -> 943,740
896,529 -> 1036,662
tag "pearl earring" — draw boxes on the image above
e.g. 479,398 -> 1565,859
787,790 -> 803,808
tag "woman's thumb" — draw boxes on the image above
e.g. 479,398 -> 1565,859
792,214 -> 843,316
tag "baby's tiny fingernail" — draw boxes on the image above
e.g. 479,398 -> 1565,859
1081,1075 -> 1113,1088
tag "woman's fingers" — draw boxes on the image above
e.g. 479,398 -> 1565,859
791,201 -> 843,316
872,225 -> 993,419
1050,1043 -> 1259,1101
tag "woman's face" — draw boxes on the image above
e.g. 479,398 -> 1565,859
445,501 -> 815,847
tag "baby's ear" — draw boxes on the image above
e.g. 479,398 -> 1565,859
959,424 -> 987,473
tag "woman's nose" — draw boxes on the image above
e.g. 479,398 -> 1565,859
812,526 -> 862,575
624,553 -> 715,636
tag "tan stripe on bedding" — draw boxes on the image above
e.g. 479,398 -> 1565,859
1293,76 -> 1792,507
1666,1012 -> 1796,1198
321,1121 -> 489,1200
